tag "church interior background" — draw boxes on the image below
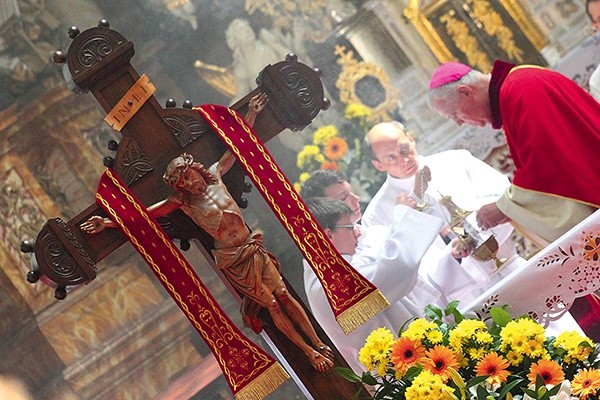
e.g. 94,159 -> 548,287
1,0 -> 597,398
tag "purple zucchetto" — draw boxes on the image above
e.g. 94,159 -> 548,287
429,62 -> 472,89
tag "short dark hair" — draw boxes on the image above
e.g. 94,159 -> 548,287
305,197 -> 352,230
299,170 -> 348,199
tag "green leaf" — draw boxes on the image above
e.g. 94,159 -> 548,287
361,371 -> 379,386
465,375 -> 488,388
425,304 -> 443,322
444,300 -> 461,315
336,367 -> 362,383
498,378 -> 525,399
476,384 -> 489,400
490,307 -> 513,327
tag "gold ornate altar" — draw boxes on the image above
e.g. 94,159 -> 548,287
404,0 -> 547,71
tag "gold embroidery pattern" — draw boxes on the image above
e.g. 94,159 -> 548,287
196,106 -> 376,311
97,170 -> 272,389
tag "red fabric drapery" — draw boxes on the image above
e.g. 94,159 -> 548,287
196,104 -> 389,334
96,169 -> 288,400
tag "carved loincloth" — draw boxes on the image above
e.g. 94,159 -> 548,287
212,233 -> 282,309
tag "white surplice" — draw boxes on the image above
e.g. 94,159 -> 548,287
303,205 -> 444,373
361,149 -> 520,305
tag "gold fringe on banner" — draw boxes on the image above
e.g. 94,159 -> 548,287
234,363 -> 290,400
337,290 -> 390,335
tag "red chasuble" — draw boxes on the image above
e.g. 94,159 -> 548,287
490,60 -> 600,208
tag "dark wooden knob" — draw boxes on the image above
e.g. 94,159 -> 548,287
238,198 -> 249,209
107,140 -> 119,151
165,99 -> 176,108
103,156 -> 114,168
52,50 -> 66,64
98,19 -> 110,28
54,286 -> 67,300
67,26 -> 80,39
20,240 -> 34,253
26,270 -> 40,284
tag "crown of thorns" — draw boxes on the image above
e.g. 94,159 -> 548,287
163,153 -> 194,186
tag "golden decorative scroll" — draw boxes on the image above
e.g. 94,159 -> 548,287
439,9 -> 492,71
334,45 -> 399,123
466,0 -> 523,63
404,0 -> 453,63
500,0 -> 546,52
104,74 -> 156,132
404,0 -> 546,67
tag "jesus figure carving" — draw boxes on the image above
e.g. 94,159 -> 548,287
81,93 -> 335,372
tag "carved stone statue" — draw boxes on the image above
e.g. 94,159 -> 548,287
81,93 -> 335,372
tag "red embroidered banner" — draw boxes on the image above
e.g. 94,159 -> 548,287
195,104 -> 389,334
95,169 -> 289,400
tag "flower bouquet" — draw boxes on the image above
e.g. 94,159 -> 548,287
294,103 -> 385,200
338,301 -> 600,400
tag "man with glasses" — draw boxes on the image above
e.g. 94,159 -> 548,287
303,196 -> 444,374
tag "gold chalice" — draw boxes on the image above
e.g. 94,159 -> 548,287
470,235 -> 507,270
438,194 -> 506,270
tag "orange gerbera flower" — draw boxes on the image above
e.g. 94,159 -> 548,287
572,368 -> 600,400
324,137 -> 348,161
390,337 -> 427,375
320,160 -> 339,171
527,359 -> 565,386
423,345 -> 460,382
475,352 -> 511,386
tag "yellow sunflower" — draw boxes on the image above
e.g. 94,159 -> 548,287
324,136 -> 348,161
390,336 -> 427,376
527,359 -> 565,386
423,345 -> 460,383
475,352 -> 510,386
572,368 -> 600,400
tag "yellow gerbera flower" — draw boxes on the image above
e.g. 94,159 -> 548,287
527,359 -> 565,386
572,368 -> 600,400
423,345 -> 460,383
324,136 -> 348,161
475,352 -> 511,386
390,336 -> 427,375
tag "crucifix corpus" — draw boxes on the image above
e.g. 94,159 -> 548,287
22,20 -> 387,399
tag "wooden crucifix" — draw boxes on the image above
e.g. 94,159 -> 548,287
21,20 -> 363,399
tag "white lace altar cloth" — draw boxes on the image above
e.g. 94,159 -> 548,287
461,209 -> 600,327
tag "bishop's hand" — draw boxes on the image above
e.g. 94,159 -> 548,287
80,215 -> 108,234
475,202 -> 510,231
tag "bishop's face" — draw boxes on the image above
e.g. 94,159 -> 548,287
176,168 -> 208,195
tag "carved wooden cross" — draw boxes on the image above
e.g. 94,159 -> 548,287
22,20 -> 362,398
